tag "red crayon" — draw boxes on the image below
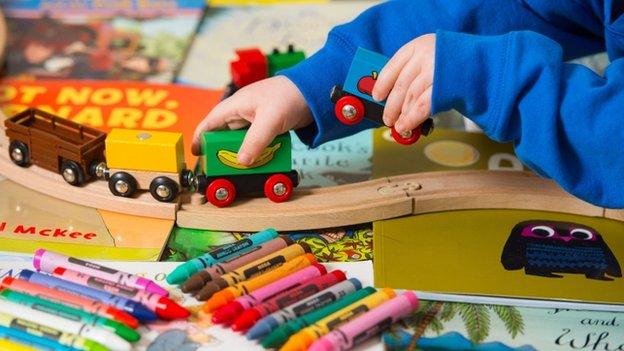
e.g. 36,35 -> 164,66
0,277 -> 138,328
231,271 -> 346,332
52,267 -> 189,320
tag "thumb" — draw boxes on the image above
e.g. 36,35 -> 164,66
237,113 -> 282,166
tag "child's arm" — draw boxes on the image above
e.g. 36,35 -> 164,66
431,30 -> 624,208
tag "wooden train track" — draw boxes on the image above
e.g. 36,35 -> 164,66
2,111 -> 622,230
176,170 -> 620,231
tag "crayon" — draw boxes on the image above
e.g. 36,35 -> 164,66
261,287 -> 375,349
247,278 -> 361,340
17,270 -> 157,322
196,242 -> 311,300
168,228 -> 279,284
212,264 -> 327,325
34,248 -> 168,297
182,236 -> 294,293
308,292 -> 419,351
51,267 -> 189,320
0,299 -> 131,351
203,253 -> 316,312
232,270 -> 346,332
0,338 -> 39,351
0,289 -> 140,342
280,288 -> 396,351
0,277 -> 138,328
0,311 -> 109,351
1,324 -> 75,351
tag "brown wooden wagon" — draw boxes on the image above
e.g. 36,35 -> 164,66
4,108 -> 106,186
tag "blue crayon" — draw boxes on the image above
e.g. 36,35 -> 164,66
247,278 -> 362,340
0,325 -> 76,351
167,228 -> 279,284
18,270 -> 156,322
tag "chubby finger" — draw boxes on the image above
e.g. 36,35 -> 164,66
394,85 -> 432,134
382,57 -> 421,126
372,43 -> 414,102
400,67 -> 433,116
237,111 -> 282,166
192,93 -> 249,155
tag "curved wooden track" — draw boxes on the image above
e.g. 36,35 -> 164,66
2,110 -> 622,230
176,170 -> 621,231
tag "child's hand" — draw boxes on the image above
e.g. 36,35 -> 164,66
372,34 -> 436,135
192,76 -> 313,165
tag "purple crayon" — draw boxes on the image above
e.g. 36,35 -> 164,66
308,291 -> 419,351
34,249 -> 168,297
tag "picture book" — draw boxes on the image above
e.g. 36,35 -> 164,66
374,209 -> 624,311
0,179 -> 173,261
177,0 -> 379,88
0,257 -> 375,351
373,127 -> 526,178
0,78 -> 222,166
2,0 -> 205,82
383,300 -> 624,351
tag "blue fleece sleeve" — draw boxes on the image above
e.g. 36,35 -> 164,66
432,30 -> 624,208
280,0 -> 604,147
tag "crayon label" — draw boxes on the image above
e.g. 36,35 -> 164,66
292,292 -> 339,316
210,239 -> 253,261
221,245 -> 262,264
242,256 -> 286,279
274,285 -> 320,309
352,316 -> 393,346
31,303 -> 82,323
68,257 -> 118,274
326,305 -> 369,331
87,276 -> 140,298
11,318 -> 62,339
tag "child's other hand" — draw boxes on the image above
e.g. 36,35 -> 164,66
372,34 -> 435,135
192,76 -> 313,166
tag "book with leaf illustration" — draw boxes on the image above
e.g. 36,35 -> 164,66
374,209 -> 624,311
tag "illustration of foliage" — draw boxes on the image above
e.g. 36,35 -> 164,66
403,301 -> 525,345
458,303 -> 491,344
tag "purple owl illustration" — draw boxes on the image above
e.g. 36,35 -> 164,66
501,220 -> 622,280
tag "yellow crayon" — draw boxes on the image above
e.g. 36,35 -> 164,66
203,254 -> 316,312
279,288 -> 396,351
0,339 -> 39,351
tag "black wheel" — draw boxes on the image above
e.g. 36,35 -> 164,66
149,177 -> 179,203
108,172 -> 138,198
89,160 -> 106,179
8,141 -> 30,167
60,160 -> 85,186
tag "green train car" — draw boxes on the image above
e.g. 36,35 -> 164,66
196,130 -> 299,207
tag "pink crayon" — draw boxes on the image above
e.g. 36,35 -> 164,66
212,263 -> 327,325
34,249 -> 168,297
308,291 -> 419,351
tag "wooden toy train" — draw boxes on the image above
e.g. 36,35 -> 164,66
4,108 -> 299,207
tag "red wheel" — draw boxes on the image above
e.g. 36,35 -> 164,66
206,178 -> 236,207
334,96 -> 365,125
264,174 -> 293,203
391,126 -> 422,145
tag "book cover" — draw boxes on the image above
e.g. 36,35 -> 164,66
372,128 -> 526,178
0,179 -> 173,261
374,209 -> 624,310
0,78 -> 222,166
178,0 -> 379,88
3,0 -> 205,82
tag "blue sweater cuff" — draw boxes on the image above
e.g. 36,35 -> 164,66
279,33 -> 375,148
431,30 -> 513,141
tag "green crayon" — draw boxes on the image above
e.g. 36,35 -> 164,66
0,289 -> 140,342
261,287 -> 375,349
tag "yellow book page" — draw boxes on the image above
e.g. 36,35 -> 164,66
374,209 -> 624,305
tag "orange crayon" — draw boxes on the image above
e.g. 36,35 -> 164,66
203,254 -> 316,312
